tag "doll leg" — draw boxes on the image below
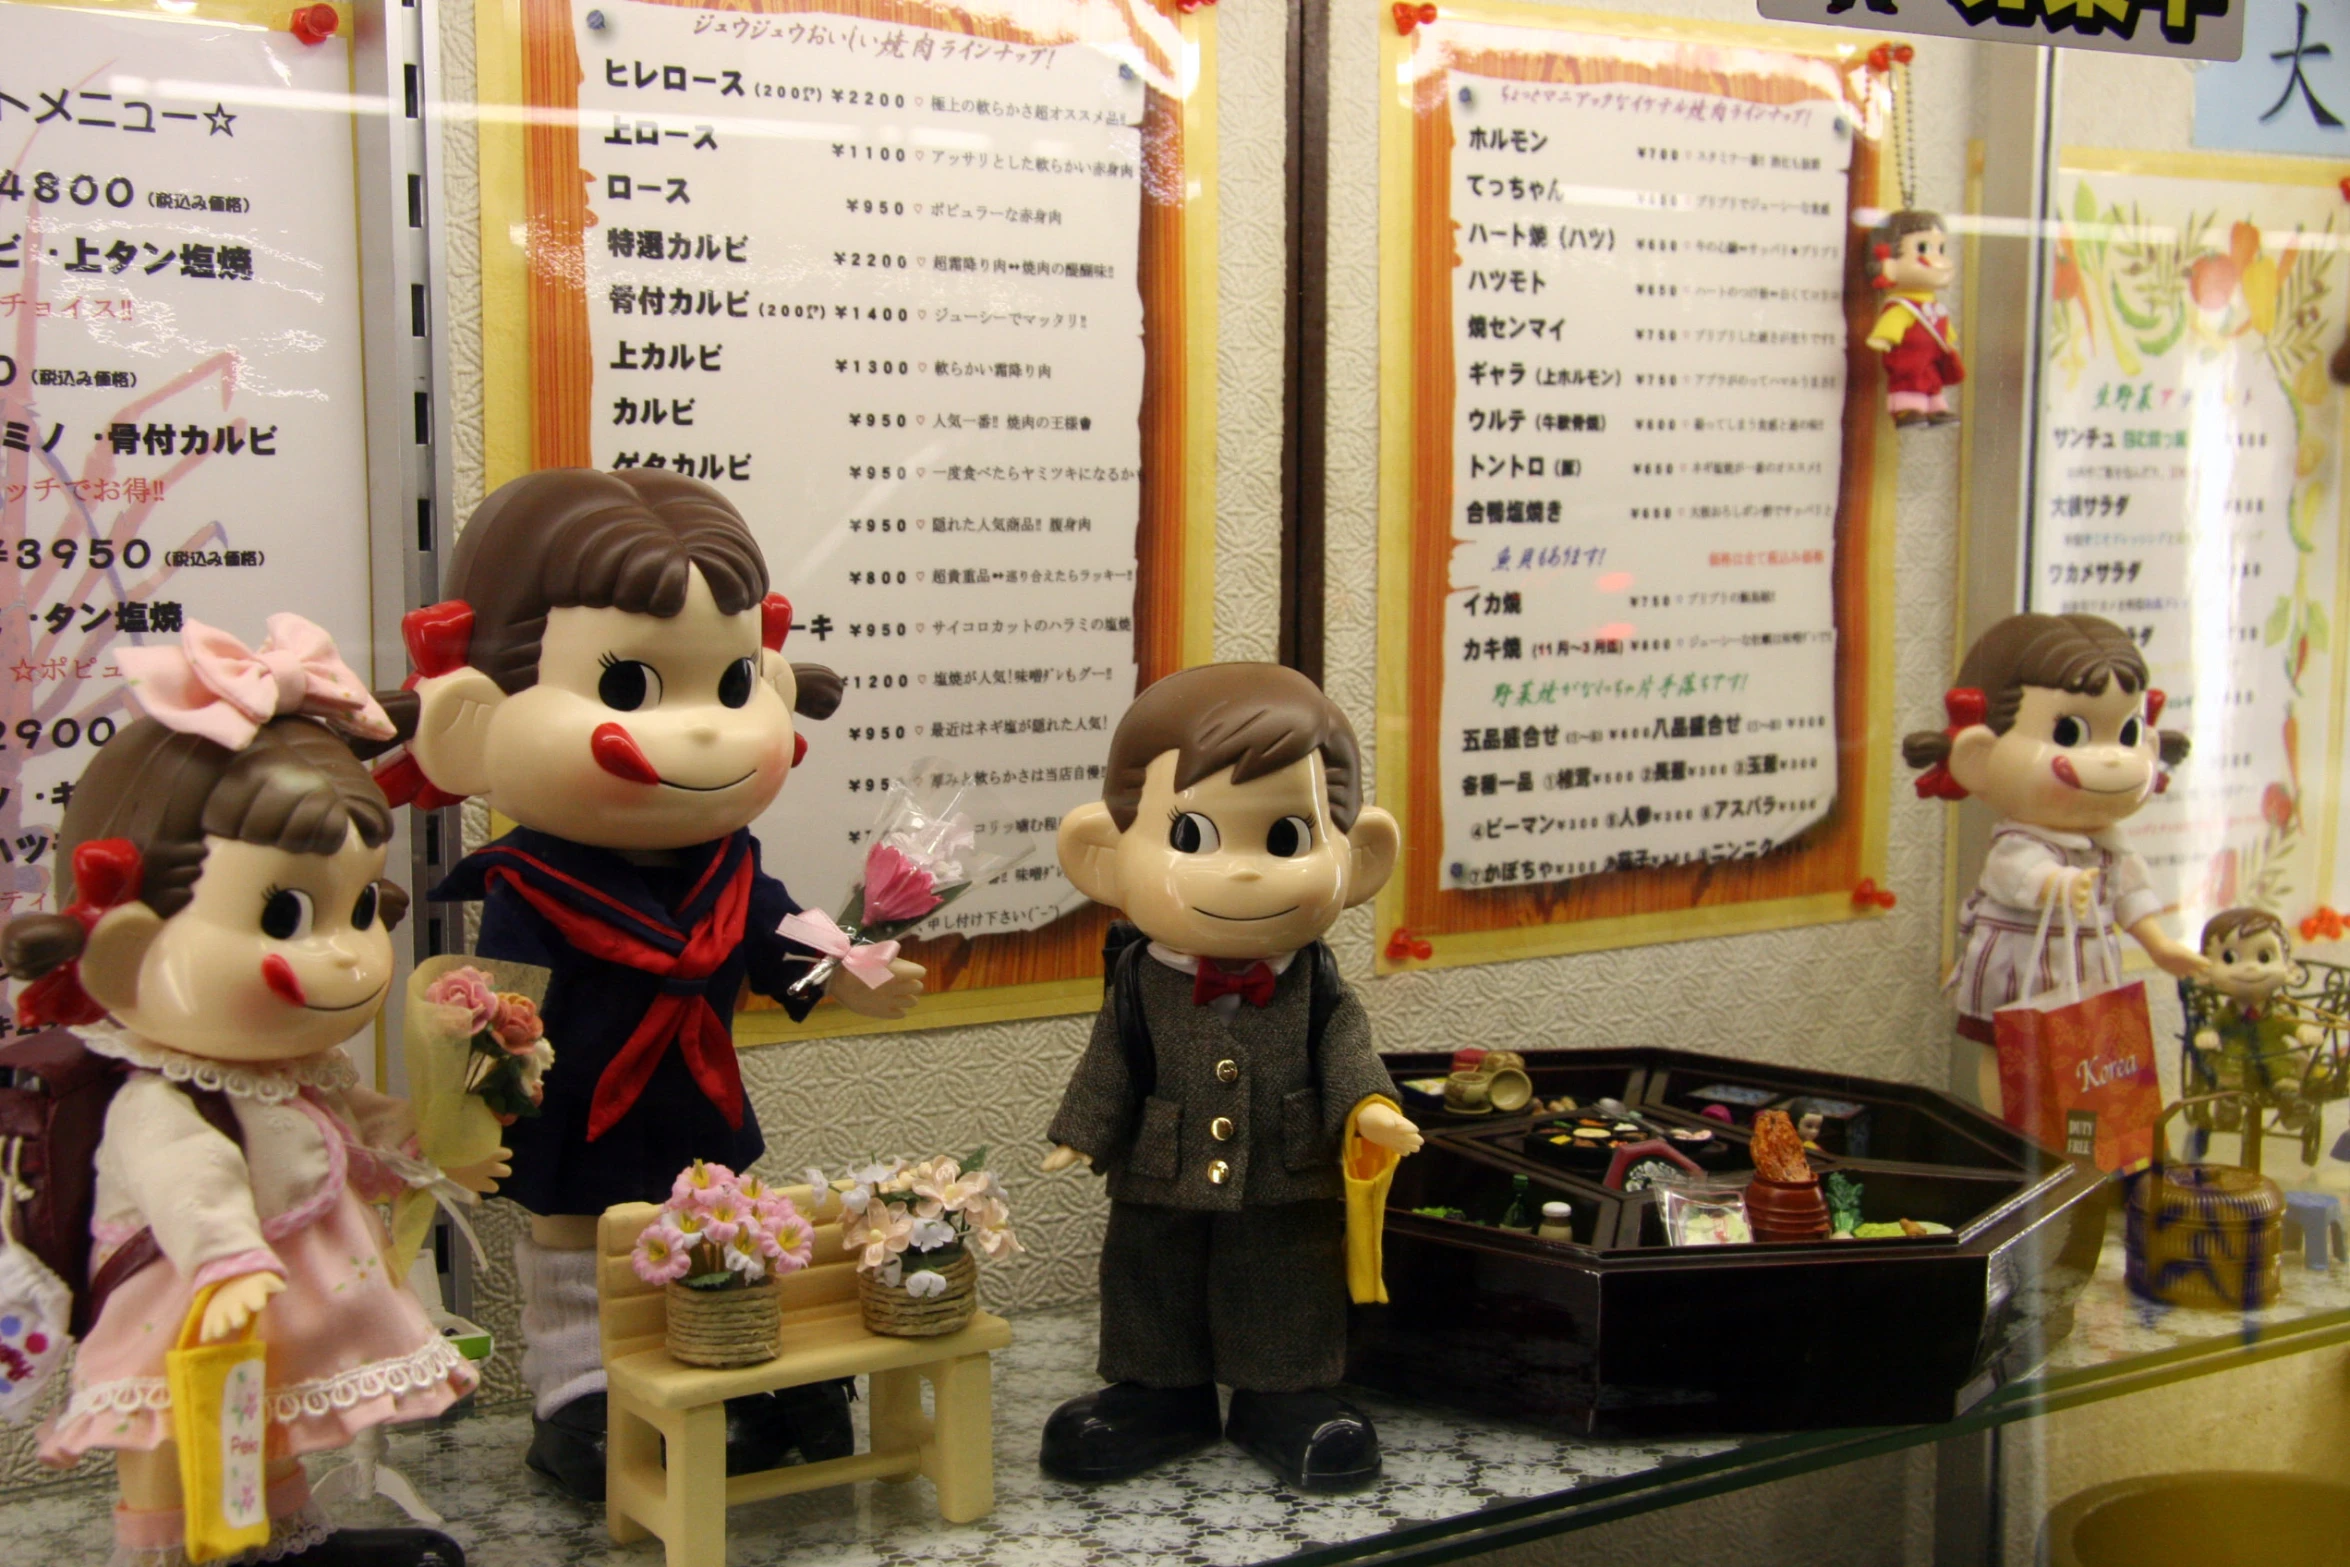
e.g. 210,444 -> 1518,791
518,1220 -> 610,1503
1950,1030 -> 2002,1117
1211,1202 -> 1380,1493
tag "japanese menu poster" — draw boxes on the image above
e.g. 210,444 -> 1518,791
2036,153 -> 2350,946
1378,6 -> 1893,972
490,0 -> 1211,1031
0,2 -> 371,971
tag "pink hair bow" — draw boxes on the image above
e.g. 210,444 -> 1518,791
118,613 -> 395,750
774,908 -> 902,989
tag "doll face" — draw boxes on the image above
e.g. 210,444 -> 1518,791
475,566 -> 794,850
1948,682 -> 2159,833
2204,925 -> 2295,1004
101,827 -> 395,1061
1883,227 -> 1953,293
1078,751 -> 1385,961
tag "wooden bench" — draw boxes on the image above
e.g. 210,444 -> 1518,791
596,1190 -> 1013,1567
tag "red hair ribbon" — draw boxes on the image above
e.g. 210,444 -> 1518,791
1384,926 -> 1433,963
13,839 -> 143,1029
2145,688 -> 2166,727
761,594 -> 793,653
1394,2 -> 1436,35
1871,242 -> 1895,290
1852,878 -> 1897,911
372,600 -> 479,811
1913,686 -> 1986,801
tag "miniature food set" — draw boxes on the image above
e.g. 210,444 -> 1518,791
1351,1048 -> 2107,1433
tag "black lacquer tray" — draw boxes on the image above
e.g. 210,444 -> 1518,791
1348,1048 -> 2110,1434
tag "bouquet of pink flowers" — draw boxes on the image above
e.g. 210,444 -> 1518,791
418,965 -> 554,1126
817,1151 -> 1021,1296
630,1162 -> 819,1293
780,763 -> 1032,998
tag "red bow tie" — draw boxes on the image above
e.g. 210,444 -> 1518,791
1193,960 -> 1277,1008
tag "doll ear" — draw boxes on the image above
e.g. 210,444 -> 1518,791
409,668 -> 507,799
1341,805 -> 1401,908
79,902 -> 166,1016
1944,724 -> 2001,797
1057,802 -> 1126,909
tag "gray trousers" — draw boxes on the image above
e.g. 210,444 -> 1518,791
1096,1198 -> 1349,1393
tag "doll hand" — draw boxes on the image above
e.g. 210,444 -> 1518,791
201,1271 -> 285,1343
2194,1028 -> 2220,1052
2145,939 -> 2209,981
1041,1144 -> 1092,1174
827,958 -> 925,1019
1355,1101 -> 1424,1156
2299,1023 -> 2325,1048
2039,867 -> 2097,918
444,1148 -> 513,1197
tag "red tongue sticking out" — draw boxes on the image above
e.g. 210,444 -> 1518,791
2051,756 -> 2082,789
592,722 -> 661,785
261,955 -> 307,1007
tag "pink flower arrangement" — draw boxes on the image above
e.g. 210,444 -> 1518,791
633,1160 -> 817,1292
421,966 -> 555,1122
821,1151 -> 1021,1291
781,767 -> 1033,998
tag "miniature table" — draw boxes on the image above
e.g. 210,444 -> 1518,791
595,1197 -> 1011,1567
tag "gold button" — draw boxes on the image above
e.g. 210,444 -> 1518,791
1216,1059 -> 1240,1083
1207,1159 -> 1231,1185
1211,1116 -> 1235,1141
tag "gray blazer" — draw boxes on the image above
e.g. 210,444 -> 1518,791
1047,951 -> 1397,1212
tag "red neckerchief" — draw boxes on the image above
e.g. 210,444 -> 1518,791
475,840 -> 754,1139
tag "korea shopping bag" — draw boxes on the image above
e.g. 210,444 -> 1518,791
168,1283 -> 271,1562
1994,897 -> 2161,1173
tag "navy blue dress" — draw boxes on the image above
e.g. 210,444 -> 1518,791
432,825 -> 822,1217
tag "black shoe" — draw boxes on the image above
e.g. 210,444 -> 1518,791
724,1379 -> 855,1472
284,1528 -> 466,1566
525,1391 -> 607,1503
1040,1382 -> 1221,1483
1224,1387 -> 1382,1492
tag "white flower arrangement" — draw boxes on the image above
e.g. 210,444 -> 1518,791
812,1150 -> 1022,1290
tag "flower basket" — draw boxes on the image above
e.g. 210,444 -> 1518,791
664,1278 -> 781,1367
858,1246 -> 977,1337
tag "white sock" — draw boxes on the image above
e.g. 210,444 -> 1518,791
516,1234 -> 606,1417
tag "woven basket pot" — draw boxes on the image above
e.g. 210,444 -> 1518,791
664,1278 -> 781,1367
859,1246 -> 978,1337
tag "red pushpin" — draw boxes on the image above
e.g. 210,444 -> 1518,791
291,4 -> 339,44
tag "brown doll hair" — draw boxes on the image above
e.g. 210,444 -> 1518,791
447,467 -> 839,718
1102,663 -> 1363,831
1902,613 -> 2191,786
2,713 -> 410,987
1869,209 -> 1946,286
2201,906 -> 2289,954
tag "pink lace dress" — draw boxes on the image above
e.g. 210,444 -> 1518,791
39,1030 -> 474,1464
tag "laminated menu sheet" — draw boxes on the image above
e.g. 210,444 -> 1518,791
1376,2 -> 1895,972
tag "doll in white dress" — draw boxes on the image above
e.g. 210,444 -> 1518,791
1903,614 -> 2207,1111
2,616 -> 506,1567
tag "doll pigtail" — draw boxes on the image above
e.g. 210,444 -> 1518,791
4,839 -> 143,1028
1905,687 -> 1985,800
2144,688 -> 2190,790
374,601 -> 474,810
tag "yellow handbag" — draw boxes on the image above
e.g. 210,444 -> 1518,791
168,1282 -> 272,1562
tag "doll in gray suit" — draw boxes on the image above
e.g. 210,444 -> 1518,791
1040,663 -> 1423,1491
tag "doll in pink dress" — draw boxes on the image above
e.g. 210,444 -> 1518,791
2,615 -> 505,1567
1904,613 -> 2207,1111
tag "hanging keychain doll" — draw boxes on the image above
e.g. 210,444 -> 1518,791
0,614 -> 503,1567
1905,613 -> 2205,1115
1861,48 -> 1963,428
384,468 -> 922,1499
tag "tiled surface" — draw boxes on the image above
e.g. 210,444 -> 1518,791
11,1220 -> 2348,1567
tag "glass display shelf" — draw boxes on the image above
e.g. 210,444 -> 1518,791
5,1216 -> 2345,1567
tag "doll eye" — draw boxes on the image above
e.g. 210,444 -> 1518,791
718,657 -> 756,710
261,887 -> 315,941
2051,715 -> 2087,747
1168,812 -> 1220,854
1265,816 -> 1312,858
598,656 -> 662,711
2223,947 -> 2239,965
2119,717 -> 2142,747
351,884 -> 379,931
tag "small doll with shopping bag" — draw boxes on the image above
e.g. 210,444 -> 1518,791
1905,614 -> 2207,1154
0,615 -> 504,1567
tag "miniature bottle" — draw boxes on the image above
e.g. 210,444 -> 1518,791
1499,1174 -> 1535,1232
1536,1201 -> 1575,1242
